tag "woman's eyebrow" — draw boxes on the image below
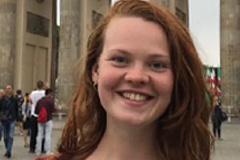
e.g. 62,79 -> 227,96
147,54 -> 170,59
108,49 -> 131,56
109,49 -> 170,57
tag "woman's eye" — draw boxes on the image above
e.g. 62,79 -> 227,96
149,62 -> 166,71
112,57 -> 129,65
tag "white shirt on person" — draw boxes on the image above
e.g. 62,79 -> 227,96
30,90 -> 45,117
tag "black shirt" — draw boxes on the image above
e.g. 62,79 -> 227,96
0,95 -> 18,121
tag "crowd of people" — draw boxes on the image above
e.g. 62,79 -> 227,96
0,81 -> 56,158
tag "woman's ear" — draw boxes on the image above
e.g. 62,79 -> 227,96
92,64 -> 99,85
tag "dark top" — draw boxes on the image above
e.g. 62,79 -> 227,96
0,95 -> 18,121
15,94 -> 24,121
35,96 -> 55,121
15,94 -> 24,108
213,105 -> 222,119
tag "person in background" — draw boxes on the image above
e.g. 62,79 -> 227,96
29,80 -> 45,153
212,95 -> 223,140
15,89 -> 24,136
35,88 -> 55,156
0,85 -> 18,158
22,92 -> 32,148
0,89 -> 5,141
35,0 -> 213,160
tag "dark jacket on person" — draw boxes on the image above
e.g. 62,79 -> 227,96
35,96 -> 55,122
0,95 -> 18,121
212,104 -> 223,122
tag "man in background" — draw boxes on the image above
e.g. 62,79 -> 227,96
29,81 -> 45,153
0,85 -> 18,158
35,88 -> 55,155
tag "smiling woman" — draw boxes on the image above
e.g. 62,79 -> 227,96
90,16 -> 174,128
35,0 -> 214,160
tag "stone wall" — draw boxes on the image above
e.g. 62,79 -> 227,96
0,0 -> 16,88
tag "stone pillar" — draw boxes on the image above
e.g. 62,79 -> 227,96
0,0 -> 16,88
57,0 -> 81,108
58,0 -> 109,109
51,0 -> 57,91
220,0 -> 240,108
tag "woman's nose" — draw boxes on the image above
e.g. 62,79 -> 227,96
124,64 -> 150,85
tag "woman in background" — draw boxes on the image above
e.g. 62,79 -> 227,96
22,93 -> 32,147
212,95 -> 223,140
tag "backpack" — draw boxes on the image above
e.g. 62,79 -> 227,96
38,106 -> 47,123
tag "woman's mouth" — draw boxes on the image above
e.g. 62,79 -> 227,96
118,91 -> 153,102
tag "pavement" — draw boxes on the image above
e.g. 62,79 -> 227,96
0,117 -> 239,160
211,118 -> 240,160
0,117 -> 64,160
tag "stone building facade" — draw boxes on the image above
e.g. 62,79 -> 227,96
0,0 -> 54,93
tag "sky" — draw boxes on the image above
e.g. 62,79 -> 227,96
189,0 -> 220,67
57,0 -> 220,67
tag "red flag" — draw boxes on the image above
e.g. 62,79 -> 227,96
217,86 -> 221,95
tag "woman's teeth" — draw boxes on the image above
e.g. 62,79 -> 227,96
122,92 -> 147,101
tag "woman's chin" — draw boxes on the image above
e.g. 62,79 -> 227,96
112,114 -> 153,128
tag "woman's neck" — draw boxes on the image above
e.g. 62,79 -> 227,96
87,118 -> 160,160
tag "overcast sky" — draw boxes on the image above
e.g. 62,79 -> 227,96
189,0 -> 220,67
57,0 -> 220,67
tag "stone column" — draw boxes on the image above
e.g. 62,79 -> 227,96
51,0 -> 57,91
57,0 -> 81,108
0,0 -> 16,88
220,0 -> 240,108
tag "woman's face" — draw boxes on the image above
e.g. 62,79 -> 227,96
92,17 -> 174,126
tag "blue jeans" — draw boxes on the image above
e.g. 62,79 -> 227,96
2,120 -> 15,154
36,120 -> 53,154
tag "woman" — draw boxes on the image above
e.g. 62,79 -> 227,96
212,95 -> 223,140
22,93 -> 32,147
15,89 -> 24,136
36,0 -> 213,159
